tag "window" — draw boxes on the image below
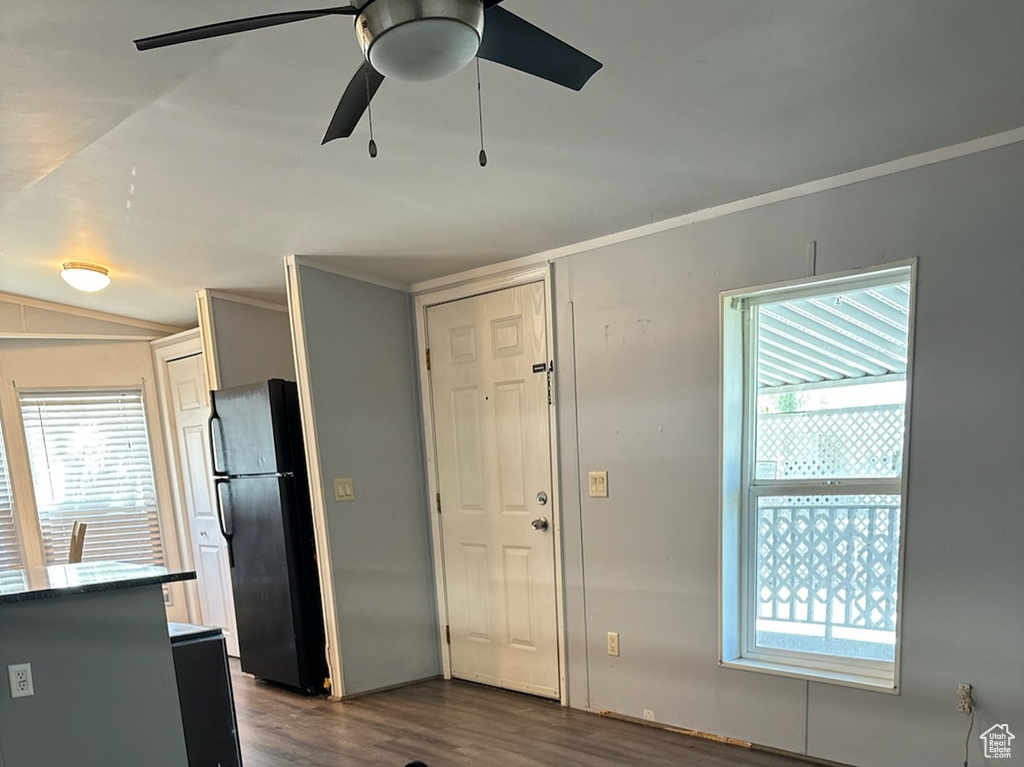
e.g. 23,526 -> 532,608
0,424 -> 22,571
20,390 -> 165,567
720,263 -> 914,690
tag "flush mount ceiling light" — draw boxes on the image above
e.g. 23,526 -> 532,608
60,262 -> 111,292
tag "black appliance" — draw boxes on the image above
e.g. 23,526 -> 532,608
169,622 -> 243,766
208,379 -> 327,693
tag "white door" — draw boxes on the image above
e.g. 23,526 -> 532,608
166,353 -> 240,656
427,282 -> 559,698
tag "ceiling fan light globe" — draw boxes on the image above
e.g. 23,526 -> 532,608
369,19 -> 480,81
356,0 -> 484,82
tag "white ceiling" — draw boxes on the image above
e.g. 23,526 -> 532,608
1,0 -> 1022,325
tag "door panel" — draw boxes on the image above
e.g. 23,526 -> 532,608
210,380 -> 295,476
221,476 -> 301,688
167,354 -> 240,656
427,282 -> 559,698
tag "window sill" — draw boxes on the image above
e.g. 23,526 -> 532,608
719,656 -> 898,694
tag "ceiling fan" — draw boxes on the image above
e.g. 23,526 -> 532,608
134,0 -> 603,146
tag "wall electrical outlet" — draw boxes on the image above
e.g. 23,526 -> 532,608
8,663 -> 34,699
957,683 -> 973,714
642,709 -> 656,722
607,631 -> 620,657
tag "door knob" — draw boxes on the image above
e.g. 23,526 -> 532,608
536,491 -> 548,505
531,517 -> 549,532
199,530 -> 208,538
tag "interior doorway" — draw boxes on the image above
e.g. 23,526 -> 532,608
155,334 -> 240,656
424,280 -> 561,698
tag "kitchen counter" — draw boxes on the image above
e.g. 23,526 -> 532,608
0,561 -> 195,604
0,561 -> 195,767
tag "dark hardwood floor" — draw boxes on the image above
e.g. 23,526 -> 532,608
230,663 -> 809,767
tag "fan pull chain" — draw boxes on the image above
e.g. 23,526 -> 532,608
476,57 -> 487,167
363,61 -> 378,158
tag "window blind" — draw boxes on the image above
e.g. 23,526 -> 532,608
20,390 -> 165,567
0,429 -> 22,571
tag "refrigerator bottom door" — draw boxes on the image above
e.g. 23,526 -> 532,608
222,475 -> 304,689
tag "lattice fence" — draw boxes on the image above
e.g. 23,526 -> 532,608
756,405 -> 905,479
756,495 -> 900,633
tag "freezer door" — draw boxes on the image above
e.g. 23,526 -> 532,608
220,475 -> 326,691
210,379 -> 300,476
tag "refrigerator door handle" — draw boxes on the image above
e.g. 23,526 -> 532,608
207,390 -> 229,479
213,477 -> 235,567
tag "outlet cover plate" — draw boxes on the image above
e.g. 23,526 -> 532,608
957,683 -> 973,713
8,663 -> 34,698
607,631 -> 619,656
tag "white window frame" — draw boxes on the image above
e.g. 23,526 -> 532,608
0,415 -> 24,571
719,260 -> 917,693
17,386 -> 168,569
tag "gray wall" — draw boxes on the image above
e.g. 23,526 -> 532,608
553,142 -> 1024,766
206,296 -> 295,388
0,586 -> 187,767
293,266 -> 440,696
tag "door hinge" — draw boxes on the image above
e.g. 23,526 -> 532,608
436,492 -> 442,514
445,625 -> 451,645
425,348 -> 431,371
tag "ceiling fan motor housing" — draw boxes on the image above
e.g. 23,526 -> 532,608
355,0 -> 485,81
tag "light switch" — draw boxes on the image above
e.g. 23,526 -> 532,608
334,478 -> 354,502
589,471 -> 608,498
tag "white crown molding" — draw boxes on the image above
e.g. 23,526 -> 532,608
409,126 -> 1024,294
199,289 -> 289,313
288,256 -> 411,293
150,327 -> 201,351
0,290 -> 183,334
0,333 -> 166,342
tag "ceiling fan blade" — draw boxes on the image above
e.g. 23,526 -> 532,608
477,6 -> 602,91
134,6 -> 358,51
482,0 -> 505,7
322,64 -> 386,144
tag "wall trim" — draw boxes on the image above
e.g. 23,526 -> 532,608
291,256 -> 411,293
0,333 -> 166,342
0,290 -> 182,335
410,126 -> 1024,294
151,327 -> 201,352
195,291 -> 221,391
596,710 -> 854,767
200,289 -> 289,313
283,255 -> 346,698
150,328 -> 205,623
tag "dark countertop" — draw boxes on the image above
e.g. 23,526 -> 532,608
0,562 -> 196,604
168,621 -> 223,642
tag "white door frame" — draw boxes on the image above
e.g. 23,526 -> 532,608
413,263 -> 568,706
151,328 -> 205,623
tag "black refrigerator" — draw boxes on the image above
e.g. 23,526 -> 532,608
209,379 -> 327,693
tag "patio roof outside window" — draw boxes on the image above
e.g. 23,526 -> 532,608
755,282 -> 911,390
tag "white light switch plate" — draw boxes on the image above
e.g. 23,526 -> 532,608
589,471 -> 608,498
8,663 -> 34,698
333,478 -> 354,502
